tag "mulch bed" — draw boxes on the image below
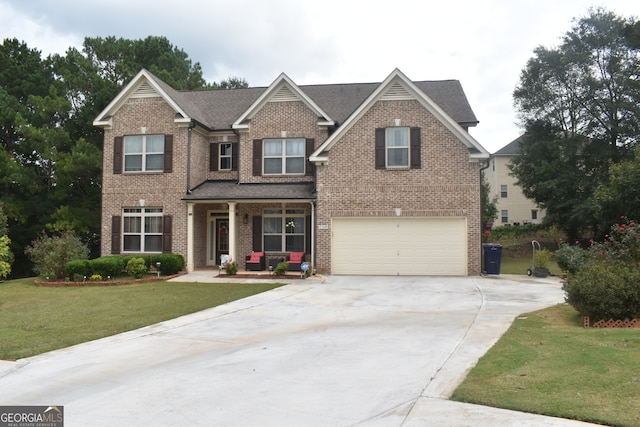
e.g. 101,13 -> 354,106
34,273 -> 186,287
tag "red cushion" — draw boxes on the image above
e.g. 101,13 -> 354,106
249,251 -> 263,262
289,252 -> 304,263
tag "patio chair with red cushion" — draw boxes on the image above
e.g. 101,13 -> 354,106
286,251 -> 306,272
245,251 -> 265,271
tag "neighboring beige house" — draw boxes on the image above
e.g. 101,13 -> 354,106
487,136 -> 545,227
94,68 -> 490,275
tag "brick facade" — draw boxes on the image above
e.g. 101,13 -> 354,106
97,70 -> 486,275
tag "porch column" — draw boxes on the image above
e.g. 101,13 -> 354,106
186,202 -> 194,272
228,202 -> 237,263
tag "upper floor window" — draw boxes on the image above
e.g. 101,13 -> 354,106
386,127 -> 409,168
219,143 -> 232,170
500,184 -> 508,198
124,135 -> 165,172
375,127 -> 421,170
263,138 -> 305,175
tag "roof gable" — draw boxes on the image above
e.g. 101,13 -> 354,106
310,69 -> 489,162
232,73 -> 334,129
93,69 -> 191,128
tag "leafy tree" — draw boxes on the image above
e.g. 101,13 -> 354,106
480,170 -> 498,228
594,148 -> 640,225
0,204 -> 12,279
511,9 -> 640,239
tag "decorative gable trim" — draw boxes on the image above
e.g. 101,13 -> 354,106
310,68 -> 490,163
93,69 -> 191,128
232,73 -> 334,130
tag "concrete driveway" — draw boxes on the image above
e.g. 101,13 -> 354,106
0,275 -> 598,426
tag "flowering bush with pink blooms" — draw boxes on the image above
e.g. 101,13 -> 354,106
562,217 -> 640,321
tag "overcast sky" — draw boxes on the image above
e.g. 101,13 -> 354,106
2,0 -> 639,153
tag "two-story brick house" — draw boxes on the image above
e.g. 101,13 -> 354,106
94,68 -> 489,275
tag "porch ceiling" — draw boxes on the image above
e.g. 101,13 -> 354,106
183,181 -> 316,202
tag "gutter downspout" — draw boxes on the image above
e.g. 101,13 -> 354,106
479,159 -> 491,275
186,120 -> 196,194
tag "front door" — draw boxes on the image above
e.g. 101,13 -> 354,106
207,212 -> 229,266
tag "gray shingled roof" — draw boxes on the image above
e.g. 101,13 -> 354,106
183,181 -> 315,201
494,135 -> 524,155
150,74 -> 478,130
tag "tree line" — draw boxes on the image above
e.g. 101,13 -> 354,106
508,8 -> 640,242
0,35 -> 247,278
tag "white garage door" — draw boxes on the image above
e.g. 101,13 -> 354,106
331,217 -> 467,276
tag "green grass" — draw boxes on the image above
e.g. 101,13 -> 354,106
452,304 -> 640,427
0,277 -> 284,361
499,254 -> 561,276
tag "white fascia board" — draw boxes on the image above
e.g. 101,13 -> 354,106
310,68 -> 491,161
233,73 -> 334,128
93,69 -> 190,127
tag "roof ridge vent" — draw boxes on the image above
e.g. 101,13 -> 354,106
381,81 -> 413,100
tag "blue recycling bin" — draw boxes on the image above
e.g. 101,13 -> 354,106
482,243 -> 502,274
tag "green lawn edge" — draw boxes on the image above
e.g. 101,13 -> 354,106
0,277 -> 284,361
452,304 -> 640,427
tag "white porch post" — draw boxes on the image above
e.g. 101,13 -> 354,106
186,202 -> 194,272
228,202 -> 237,263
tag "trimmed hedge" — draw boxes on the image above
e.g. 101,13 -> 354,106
64,253 -> 185,280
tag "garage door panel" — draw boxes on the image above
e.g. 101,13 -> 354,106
331,217 -> 466,276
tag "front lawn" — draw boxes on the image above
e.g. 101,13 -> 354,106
0,277 -> 283,360
452,304 -> 640,427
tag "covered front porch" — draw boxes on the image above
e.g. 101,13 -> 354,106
182,181 -> 316,273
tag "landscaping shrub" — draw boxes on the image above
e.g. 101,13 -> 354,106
25,231 -> 89,280
126,257 -> 147,279
90,256 -> 125,279
225,260 -> 238,275
563,217 -> 640,321
555,243 -> 587,274
563,261 -> 640,321
148,253 -> 185,275
273,261 -> 289,275
65,259 -> 91,280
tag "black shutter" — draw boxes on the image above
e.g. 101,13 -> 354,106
305,215 -> 311,255
162,215 -> 172,253
252,216 -> 262,251
113,137 -> 123,174
232,142 -> 239,171
209,143 -> 218,171
252,139 -> 262,176
164,135 -> 173,173
410,127 -> 421,169
111,216 -> 121,254
305,138 -> 315,176
375,128 -> 385,169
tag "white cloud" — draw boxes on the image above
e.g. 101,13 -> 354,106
2,0 -> 640,152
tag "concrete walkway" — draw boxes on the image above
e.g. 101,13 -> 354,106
0,274 -> 598,426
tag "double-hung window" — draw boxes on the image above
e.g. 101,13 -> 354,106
263,209 -> 305,252
123,207 -> 163,252
124,135 -> 165,172
501,185 -> 508,198
385,127 -> 409,168
263,138 -> 305,175
219,143 -> 232,170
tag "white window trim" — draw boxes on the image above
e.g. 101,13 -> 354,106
263,209 -> 305,252
385,127 -> 410,169
122,207 -> 163,253
263,138 -> 305,176
124,135 -> 164,173
219,142 -> 232,171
